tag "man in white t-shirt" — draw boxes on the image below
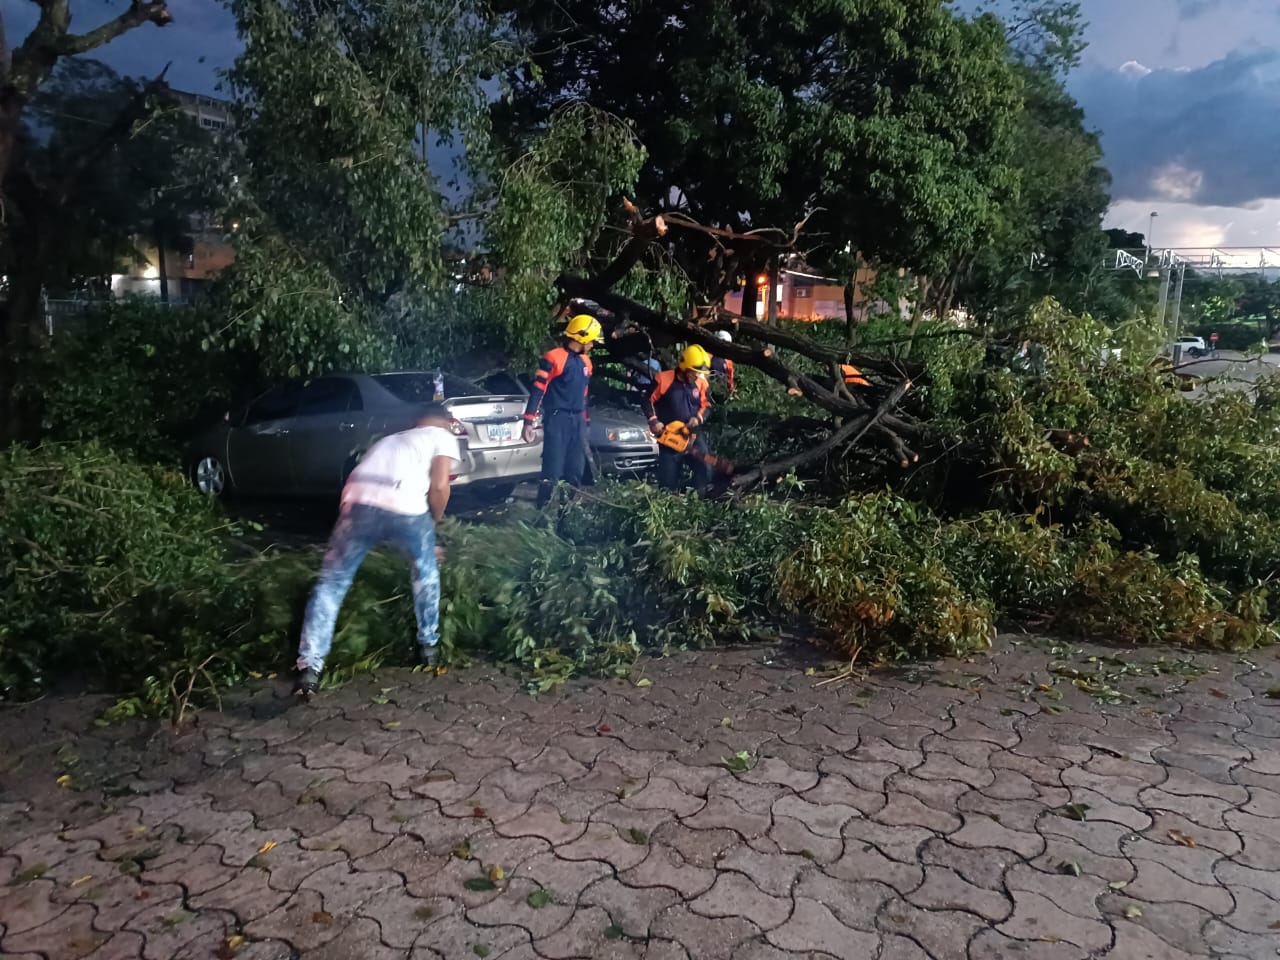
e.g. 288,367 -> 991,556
295,403 -> 462,698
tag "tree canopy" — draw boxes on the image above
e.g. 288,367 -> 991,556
495,0 -> 1024,312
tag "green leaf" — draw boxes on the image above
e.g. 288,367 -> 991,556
1052,803 -> 1090,822
604,925 -> 625,941
526,889 -> 553,909
463,877 -> 496,891
8,864 -> 49,886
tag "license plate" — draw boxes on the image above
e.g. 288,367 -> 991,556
485,421 -> 516,442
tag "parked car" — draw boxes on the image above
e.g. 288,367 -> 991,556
1169,336 -> 1209,358
185,371 -> 542,500
509,371 -> 659,479
588,405 -> 660,477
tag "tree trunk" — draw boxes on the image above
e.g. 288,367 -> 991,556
0,225 -> 52,441
154,224 -> 170,304
843,283 -> 857,340
0,96 -> 24,212
762,256 -> 773,327
741,271 -> 759,320
899,276 -> 933,361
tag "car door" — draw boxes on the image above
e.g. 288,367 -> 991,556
227,384 -> 300,495
288,377 -> 370,496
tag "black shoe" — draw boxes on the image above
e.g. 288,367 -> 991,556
294,668 -> 320,699
535,481 -> 554,508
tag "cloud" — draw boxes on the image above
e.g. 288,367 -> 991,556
1119,60 -> 1153,77
1106,197 -> 1280,250
1070,49 -> 1280,209
1174,0 -> 1224,18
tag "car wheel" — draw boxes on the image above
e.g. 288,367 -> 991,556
192,454 -> 231,498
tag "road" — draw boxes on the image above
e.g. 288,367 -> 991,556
1175,349 -> 1280,400
1,636 -> 1277,959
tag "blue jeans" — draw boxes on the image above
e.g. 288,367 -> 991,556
296,503 -> 440,673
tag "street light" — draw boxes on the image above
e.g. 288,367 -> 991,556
1146,211 -> 1158,264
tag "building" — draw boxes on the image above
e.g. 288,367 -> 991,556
722,260 -> 908,323
174,89 -> 232,135
110,90 -> 237,302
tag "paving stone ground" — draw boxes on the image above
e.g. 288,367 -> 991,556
2,635 -> 1279,959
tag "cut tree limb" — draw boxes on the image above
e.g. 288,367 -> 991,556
730,380 -> 913,489
592,206 -> 668,290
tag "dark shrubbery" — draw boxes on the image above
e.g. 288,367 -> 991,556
22,301 -> 247,463
4,299 -> 1279,717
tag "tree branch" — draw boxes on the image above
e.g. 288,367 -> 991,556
699,304 -> 922,379
56,2 -> 172,56
51,65 -> 172,205
592,201 -> 667,289
730,380 -> 913,489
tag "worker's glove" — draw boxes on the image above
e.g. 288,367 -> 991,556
522,422 -> 536,444
686,416 -> 702,430
649,419 -> 664,437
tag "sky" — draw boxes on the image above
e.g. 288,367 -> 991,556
3,0 -> 1278,253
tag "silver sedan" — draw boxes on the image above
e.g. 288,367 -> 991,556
185,372 -> 543,500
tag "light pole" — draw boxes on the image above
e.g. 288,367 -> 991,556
1146,211 -> 1158,264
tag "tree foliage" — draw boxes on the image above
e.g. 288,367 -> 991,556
497,0 -> 1023,308
4,58 -> 218,298
219,0 -> 516,373
1,0 -> 175,438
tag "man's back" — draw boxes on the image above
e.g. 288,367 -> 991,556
343,426 -> 460,516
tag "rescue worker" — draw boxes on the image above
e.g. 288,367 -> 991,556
523,313 -> 603,506
644,344 -> 714,494
710,330 -> 737,396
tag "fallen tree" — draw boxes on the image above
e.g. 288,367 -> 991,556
555,206 -> 940,484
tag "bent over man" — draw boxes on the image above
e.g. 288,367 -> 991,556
295,403 -> 460,698
523,313 -> 603,507
644,344 -> 714,494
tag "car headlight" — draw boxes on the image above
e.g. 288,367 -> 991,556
606,427 -> 647,443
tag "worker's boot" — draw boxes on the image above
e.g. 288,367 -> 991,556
535,481 -> 554,508
293,667 -> 320,700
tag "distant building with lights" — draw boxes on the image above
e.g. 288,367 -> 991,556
109,89 -> 237,303
722,258 -> 910,324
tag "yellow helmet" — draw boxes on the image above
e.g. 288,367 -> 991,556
678,344 -> 712,372
564,313 -> 604,344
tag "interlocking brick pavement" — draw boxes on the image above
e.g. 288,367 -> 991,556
2,636 -> 1279,959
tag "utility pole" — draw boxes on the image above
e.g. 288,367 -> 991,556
1156,262 -> 1172,337
1169,261 -> 1187,343
1146,211 -> 1158,264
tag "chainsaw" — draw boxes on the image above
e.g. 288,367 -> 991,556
655,421 -> 734,475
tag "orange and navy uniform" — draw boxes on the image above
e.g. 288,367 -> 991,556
711,356 -> 736,392
524,347 -> 592,423
643,370 -> 710,428
839,364 -> 871,389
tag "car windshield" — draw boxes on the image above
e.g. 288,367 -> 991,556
373,373 -> 485,402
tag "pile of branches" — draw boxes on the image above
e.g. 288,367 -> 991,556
555,202 -> 932,488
